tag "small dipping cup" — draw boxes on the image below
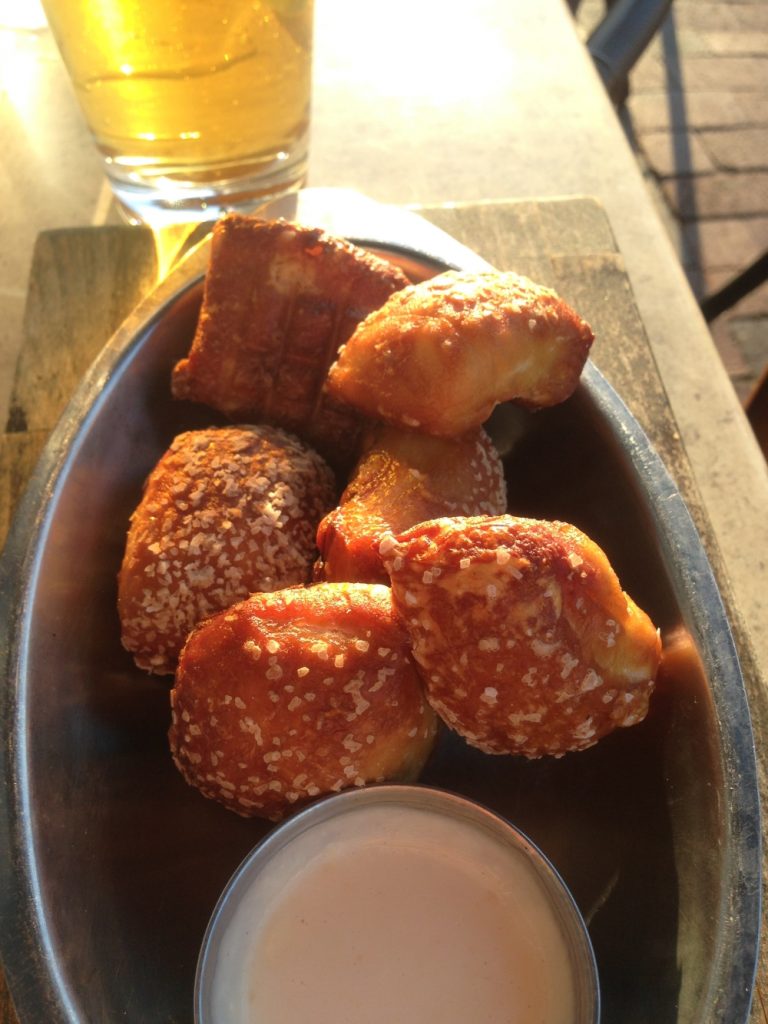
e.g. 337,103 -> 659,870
195,785 -> 600,1024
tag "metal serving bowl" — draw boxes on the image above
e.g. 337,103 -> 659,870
0,189 -> 760,1023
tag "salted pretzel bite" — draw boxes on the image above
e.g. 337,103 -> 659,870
118,425 -> 336,675
171,216 -> 409,465
169,583 -> 437,820
315,424 -> 507,584
326,270 -> 594,437
382,515 -> 660,758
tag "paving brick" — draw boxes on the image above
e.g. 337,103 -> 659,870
630,49 -> 681,92
674,3 -> 768,31
665,28 -> 710,57
672,5 -> 741,32
680,216 -> 768,271
685,263 -> 742,300
739,95 -> 768,124
637,130 -> 717,177
729,279 -> 768,318
697,128 -> 768,171
708,318 -> 761,404
708,317 -> 752,377
702,30 -> 768,55
731,6 -> 768,31
661,171 -> 768,219
692,267 -> 768,317
579,0 -> 768,402
660,28 -> 768,58
677,55 -> 768,92
626,90 -> 766,132
672,0 -> 736,5
650,27 -> 750,59
726,315 -> 768,382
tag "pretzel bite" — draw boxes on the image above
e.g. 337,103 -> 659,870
118,425 -> 336,675
169,583 -> 438,819
171,216 -> 409,465
382,515 -> 661,758
316,425 -> 507,584
326,270 -> 594,437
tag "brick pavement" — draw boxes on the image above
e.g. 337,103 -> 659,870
576,0 -> 768,406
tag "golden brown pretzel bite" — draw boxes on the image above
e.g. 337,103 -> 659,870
118,425 -> 336,675
315,424 -> 507,584
169,583 -> 437,820
382,515 -> 660,758
326,270 -> 594,437
171,216 -> 409,465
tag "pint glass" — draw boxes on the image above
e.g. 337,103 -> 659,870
42,0 -> 314,221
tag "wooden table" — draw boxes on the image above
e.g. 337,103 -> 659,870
1,197 -> 765,1022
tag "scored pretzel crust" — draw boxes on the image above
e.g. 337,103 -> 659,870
169,583 -> 437,820
172,215 -> 409,465
326,270 -> 594,437
316,424 -> 507,584
382,515 -> 661,758
118,425 -> 336,675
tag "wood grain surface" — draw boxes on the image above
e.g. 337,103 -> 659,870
1,199 -> 764,1023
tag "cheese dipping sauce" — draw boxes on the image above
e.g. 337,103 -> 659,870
196,787 -> 599,1024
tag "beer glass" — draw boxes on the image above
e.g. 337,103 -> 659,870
42,0 -> 314,224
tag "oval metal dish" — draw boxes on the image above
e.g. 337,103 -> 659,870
0,189 -> 761,1023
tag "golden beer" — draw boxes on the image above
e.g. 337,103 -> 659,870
43,0 -> 313,211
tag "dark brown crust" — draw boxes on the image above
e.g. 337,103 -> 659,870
383,515 -> 661,758
316,425 -> 507,583
171,216 -> 409,466
118,425 -> 336,675
169,583 -> 438,820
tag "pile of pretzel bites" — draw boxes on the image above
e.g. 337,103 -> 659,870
117,215 -> 661,821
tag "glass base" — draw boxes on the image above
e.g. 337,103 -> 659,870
107,151 -> 308,229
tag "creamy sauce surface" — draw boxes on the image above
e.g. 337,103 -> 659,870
210,803 -> 578,1024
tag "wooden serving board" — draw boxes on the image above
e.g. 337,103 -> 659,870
1,198 -> 765,1023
